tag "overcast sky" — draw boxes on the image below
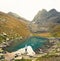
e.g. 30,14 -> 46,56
0,0 -> 60,21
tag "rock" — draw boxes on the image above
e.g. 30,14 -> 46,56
13,46 -> 35,56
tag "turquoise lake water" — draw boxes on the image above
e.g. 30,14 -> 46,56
13,36 -> 48,51
5,36 -> 48,52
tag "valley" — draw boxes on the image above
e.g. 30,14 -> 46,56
0,9 -> 60,61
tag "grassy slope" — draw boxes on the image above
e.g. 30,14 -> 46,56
33,32 -> 51,37
0,12 -> 31,43
36,55 -> 60,61
51,24 -> 60,37
33,24 -> 60,37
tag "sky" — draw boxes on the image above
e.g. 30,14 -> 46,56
0,0 -> 60,21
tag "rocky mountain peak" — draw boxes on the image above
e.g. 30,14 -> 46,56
41,9 -> 47,13
49,9 -> 57,13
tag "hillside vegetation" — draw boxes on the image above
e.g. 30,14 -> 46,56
0,12 -> 31,43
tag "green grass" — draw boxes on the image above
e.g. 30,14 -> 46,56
36,54 -> 60,61
15,58 -> 32,61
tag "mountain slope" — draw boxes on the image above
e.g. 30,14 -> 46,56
8,12 -> 30,25
32,9 -> 60,25
0,12 -> 31,43
29,9 -> 60,37
50,24 -> 60,37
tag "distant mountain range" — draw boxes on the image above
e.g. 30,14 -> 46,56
32,9 -> 60,25
29,9 -> 60,37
